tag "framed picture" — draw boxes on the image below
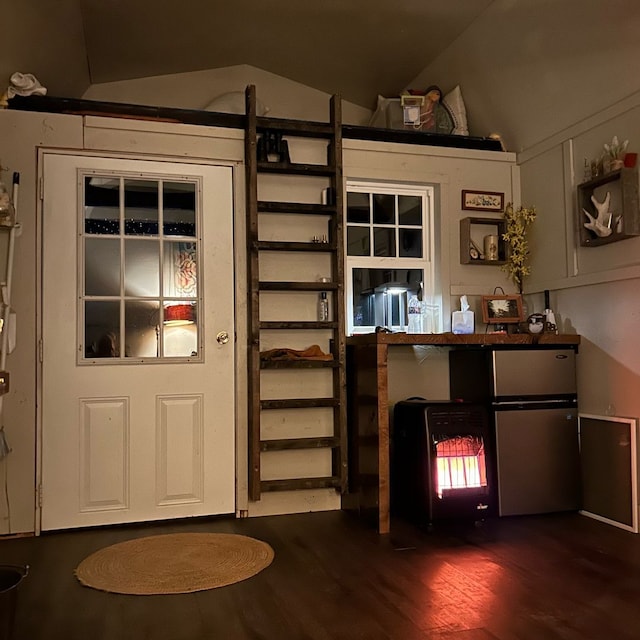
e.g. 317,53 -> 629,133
481,295 -> 524,324
462,190 -> 505,212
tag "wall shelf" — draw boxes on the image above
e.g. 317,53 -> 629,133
459,216 -> 507,265
577,167 -> 640,247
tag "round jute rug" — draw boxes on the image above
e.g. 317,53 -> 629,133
75,532 -> 275,595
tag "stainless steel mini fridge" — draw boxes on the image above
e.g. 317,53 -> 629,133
450,347 -> 580,516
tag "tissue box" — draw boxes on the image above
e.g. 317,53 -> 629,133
452,310 -> 474,335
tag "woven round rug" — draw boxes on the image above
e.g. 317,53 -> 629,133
75,532 -> 274,595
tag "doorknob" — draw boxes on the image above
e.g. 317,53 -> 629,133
216,331 -> 230,345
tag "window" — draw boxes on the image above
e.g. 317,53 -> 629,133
81,172 -> 201,362
345,181 -> 436,334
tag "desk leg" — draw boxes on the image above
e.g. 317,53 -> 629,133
344,343 -> 390,534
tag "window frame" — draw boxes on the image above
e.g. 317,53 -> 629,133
78,169 -> 204,364
345,180 -> 436,335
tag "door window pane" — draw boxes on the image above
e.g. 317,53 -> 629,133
84,176 -> 119,235
85,300 -> 120,358
124,179 -> 159,236
125,300 -> 159,358
163,241 -> 197,298
164,182 -> 196,236
124,239 -> 160,297
85,238 -> 121,296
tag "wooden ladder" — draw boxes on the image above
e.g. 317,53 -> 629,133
244,85 -> 347,501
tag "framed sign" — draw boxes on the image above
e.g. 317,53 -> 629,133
462,190 -> 504,212
481,295 -> 523,324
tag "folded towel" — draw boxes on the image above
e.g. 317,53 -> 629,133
260,345 -> 333,361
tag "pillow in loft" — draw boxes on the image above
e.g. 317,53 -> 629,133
204,91 -> 269,116
368,85 -> 468,136
442,86 -> 468,136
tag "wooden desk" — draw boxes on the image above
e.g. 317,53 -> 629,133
343,332 -> 581,533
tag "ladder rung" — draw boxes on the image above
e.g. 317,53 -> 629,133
256,117 -> 334,137
255,241 -> 335,252
259,281 -> 339,291
260,476 -> 342,492
260,360 -> 340,370
257,201 -> 336,216
260,398 -> 339,409
260,321 -> 338,330
260,437 -> 339,452
257,162 -> 334,177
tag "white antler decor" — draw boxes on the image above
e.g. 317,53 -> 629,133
583,192 -> 613,237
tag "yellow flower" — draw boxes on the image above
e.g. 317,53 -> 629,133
501,203 -> 536,292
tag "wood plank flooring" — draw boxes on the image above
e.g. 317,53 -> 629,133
1,510 -> 640,639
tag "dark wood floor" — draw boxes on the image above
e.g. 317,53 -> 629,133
1,509 -> 640,639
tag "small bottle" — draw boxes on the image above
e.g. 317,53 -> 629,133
318,291 -> 329,321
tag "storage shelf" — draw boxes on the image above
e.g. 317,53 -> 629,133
260,320 -> 338,329
260,359 -> 340,370
255,241 -> 335,252
459,216 -> 508,264
576,167 -> 640,247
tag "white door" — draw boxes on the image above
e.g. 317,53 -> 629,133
40,153 -> 236,531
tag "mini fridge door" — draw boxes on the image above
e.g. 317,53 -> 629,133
493,349 -> 577,398
495,406 -> 580,516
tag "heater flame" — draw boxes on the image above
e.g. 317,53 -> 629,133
435,436 -> 487,498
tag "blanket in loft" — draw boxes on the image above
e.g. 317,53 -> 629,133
260,345 -> 333,361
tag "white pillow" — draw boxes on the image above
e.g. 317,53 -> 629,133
204,91 -> 269,116
442,86 -> 468,136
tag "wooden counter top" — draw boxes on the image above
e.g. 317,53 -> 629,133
343,331 -> 581,534
346,332 -> 580,347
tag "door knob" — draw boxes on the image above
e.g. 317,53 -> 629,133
216,331 -> 230,345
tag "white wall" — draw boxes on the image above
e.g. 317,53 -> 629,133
407,0 -> 640,153
409,0 -> 640,423
83,65 -> 372,126
2,0 -> 89,98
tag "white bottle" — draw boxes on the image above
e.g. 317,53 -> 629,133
407,294 -> 423,334
318,291 -> 329,321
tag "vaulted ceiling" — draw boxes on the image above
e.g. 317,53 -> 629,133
72,0 -> 494,110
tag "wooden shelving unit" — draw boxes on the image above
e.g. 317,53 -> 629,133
459,216 -> 507,265
244,85 -> 347,501
577,167 -> 640,247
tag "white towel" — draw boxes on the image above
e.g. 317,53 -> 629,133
6,72 -> 47,98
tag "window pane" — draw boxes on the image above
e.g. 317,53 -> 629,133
124,239 -> 159,297
399,229 -> 423,258
124,179 -> 159,236
398,195 -> 422,226
351,268 -> 423,331
346,192 -> 370,224
164,182 -> 196,237
125,300 -> 159,358
163,241 -> 197,298
85,238 -> 121,296
85,300 -> 120,358
372,194 -> 395,224
346,227 -> 370,256
84,176 -> 119,235
373,227 -> 395,256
